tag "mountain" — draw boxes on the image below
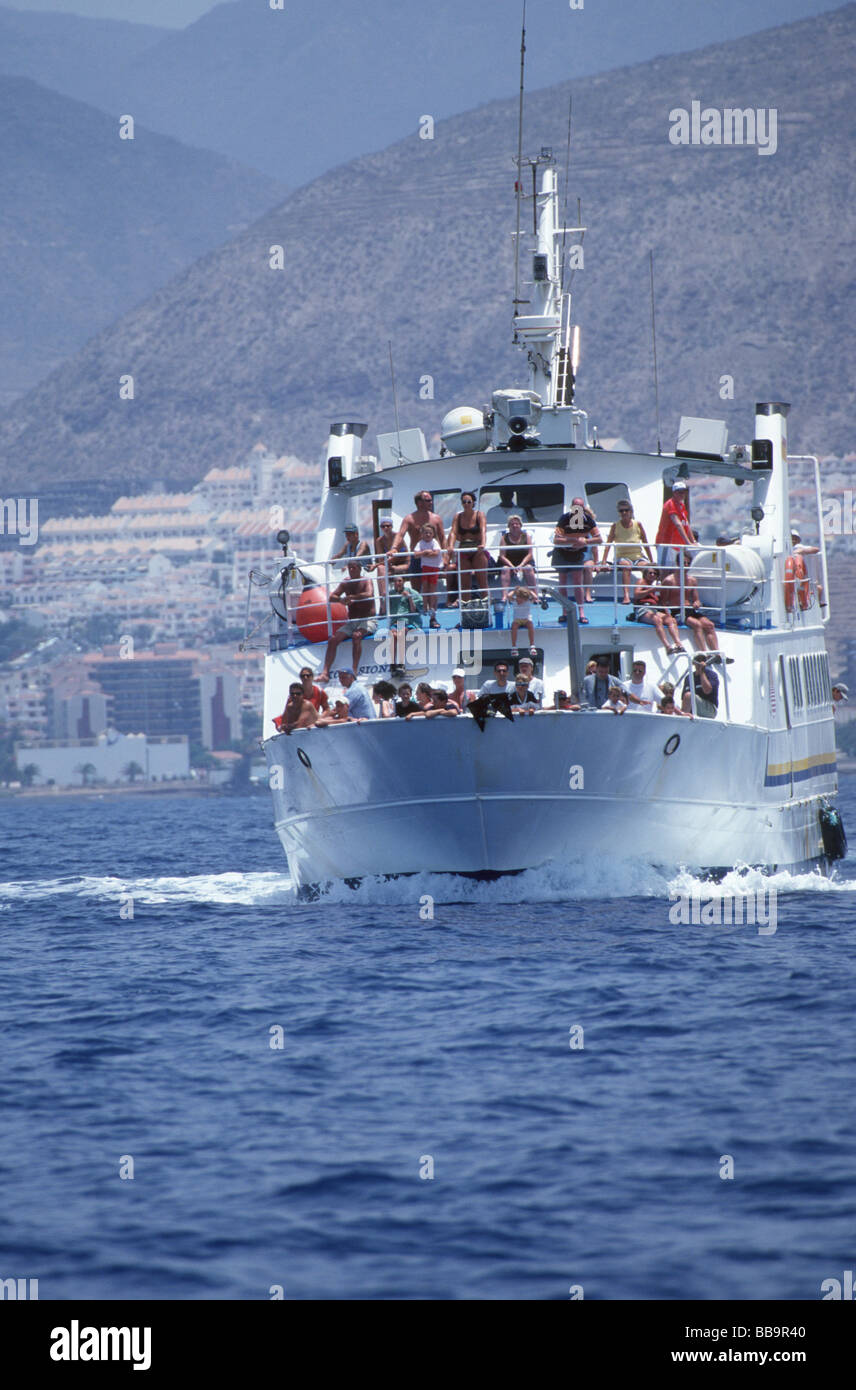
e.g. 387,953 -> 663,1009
0,4 -> 166,111
0,4 -> 853,494
0,76 -> 286,405
0,0 -> 838,186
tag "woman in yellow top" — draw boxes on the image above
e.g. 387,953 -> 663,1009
599,500 -> 655,603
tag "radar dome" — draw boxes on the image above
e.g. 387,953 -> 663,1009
441,407 -> 489,455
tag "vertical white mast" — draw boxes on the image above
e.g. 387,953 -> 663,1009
512,157 -> 583,404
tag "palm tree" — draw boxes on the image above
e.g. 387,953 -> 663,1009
20,763 -> 40,787
74,761 -> 97,787
122,761 -> 145,783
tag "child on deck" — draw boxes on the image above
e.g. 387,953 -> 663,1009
510,586 -> 538,657
415,523 -> 444,628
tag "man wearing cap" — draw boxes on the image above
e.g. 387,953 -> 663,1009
316,688 -> 352,726
337,668 -> 375,720
375,516 -> 407,601
446,668 -> 471,711
791,525 -> 825,608
656,481 -> 694,569
515,656 -> 544,707
832,682 -> 849,713
332,523 -> 372,569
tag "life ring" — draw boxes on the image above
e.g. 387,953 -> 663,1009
663,733 -> 681,756
783,555 -> 796,612
793,553 -> 810,610
295,585 -> 347,643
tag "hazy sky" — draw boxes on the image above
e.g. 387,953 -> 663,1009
4,0 -> 844,32
7,0 -> 217,25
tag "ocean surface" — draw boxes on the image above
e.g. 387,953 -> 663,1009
1,782 -> 855,1302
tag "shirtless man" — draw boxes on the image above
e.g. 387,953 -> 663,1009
318,562 -> 377,679
389,491 -> 446,593
278,681 -> 318,735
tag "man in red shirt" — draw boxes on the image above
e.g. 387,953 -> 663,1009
655,480 -> 694,568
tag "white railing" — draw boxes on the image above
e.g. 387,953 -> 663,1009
252,541 -> 771,660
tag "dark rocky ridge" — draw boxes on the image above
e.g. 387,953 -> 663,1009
0,3 -> 853,496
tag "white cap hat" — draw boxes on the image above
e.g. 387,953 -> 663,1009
672,480 -> 688,490
452,668 -> 466,678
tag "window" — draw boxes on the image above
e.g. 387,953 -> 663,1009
478,484 -> 564,524
584,482 -> 631,527
788,656 -> 803,711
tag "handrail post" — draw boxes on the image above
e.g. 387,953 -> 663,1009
611,553 -> 618,623
719,546 -> 727,626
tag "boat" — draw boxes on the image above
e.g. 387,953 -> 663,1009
249,79 -> 845,892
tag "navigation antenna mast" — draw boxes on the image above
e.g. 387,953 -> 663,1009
649,250 -> 663,455
559,95 -> 572,296
388,339 -> 403,464
512,1 -> 526,326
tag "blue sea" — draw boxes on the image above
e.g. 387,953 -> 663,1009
1,782 -> 855,1302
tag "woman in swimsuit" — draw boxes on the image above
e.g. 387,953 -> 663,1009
633,567 -> 685,655
447,491 -> 488,599
599,500 -> 654,604
499,513 -> 541,602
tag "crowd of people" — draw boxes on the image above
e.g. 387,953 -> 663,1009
275,648 -> 721,734
314,485 -> 745,677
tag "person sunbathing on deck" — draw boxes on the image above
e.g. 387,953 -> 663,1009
633,568 -> 685,655
659,551 -> 719,653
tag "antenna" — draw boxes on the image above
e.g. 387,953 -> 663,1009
512,1 -> 526,322
388,340 -> 403,464
649,249 -> 663,456
559,95 -> 572,294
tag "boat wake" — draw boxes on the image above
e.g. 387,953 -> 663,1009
0,860 -> 849,910
0,872 -> 292,908
294,858 -> 853,906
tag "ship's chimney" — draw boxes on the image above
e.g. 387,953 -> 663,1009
325,421 -> 367,488
315,421 -> 368,564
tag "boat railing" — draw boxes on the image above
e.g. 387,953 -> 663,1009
252,540 -> 773,654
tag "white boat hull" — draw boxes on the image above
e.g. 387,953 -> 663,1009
265,713 -> 836,887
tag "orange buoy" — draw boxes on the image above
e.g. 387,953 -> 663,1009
793,553 -> 810,609
783,555 -> 796,611
295,586 -> 347,643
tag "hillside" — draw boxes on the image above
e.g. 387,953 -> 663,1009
0,0 -> 837,185
0,3 -> 853,491
0,76 -> 286,404
0,4 -> 166,110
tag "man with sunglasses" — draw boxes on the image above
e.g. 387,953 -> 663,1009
477,660 -> 513,698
